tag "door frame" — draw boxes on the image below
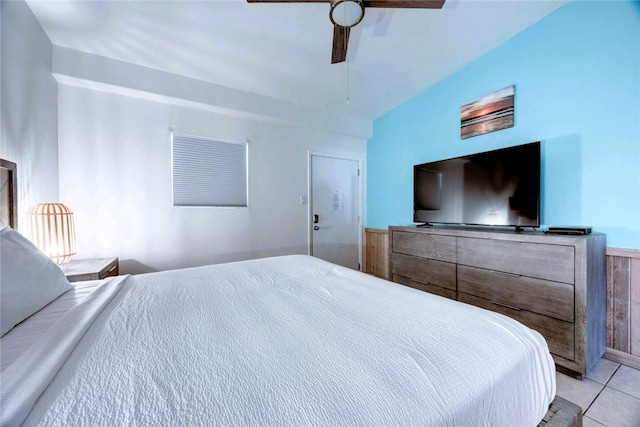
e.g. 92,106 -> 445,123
307,151 -> 363,270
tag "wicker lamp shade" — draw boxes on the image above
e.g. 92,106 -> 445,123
27,203 -> 77,264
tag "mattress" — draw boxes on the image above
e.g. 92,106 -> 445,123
1,255 -> 556,426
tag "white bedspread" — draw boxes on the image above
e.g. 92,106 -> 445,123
1,280 -> 104,371
3,255 -> 555,426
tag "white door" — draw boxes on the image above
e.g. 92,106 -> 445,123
310,155 -> 360,270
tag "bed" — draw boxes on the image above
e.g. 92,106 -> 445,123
0,225 -> 562,426
2,157 -> 581,426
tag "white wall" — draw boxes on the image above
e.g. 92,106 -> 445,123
52,47 -> 371,141
0,4 -> 369,272
58,85 -> 367,273
0,1 -> 59,229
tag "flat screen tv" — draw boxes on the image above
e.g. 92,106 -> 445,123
414,141 -> 540,229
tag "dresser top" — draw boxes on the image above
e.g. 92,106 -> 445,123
389,225 -> 605,245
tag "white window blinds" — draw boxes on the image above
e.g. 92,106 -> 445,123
172,133 -> 248,207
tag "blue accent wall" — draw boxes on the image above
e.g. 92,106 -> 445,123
367,0 -> 640,249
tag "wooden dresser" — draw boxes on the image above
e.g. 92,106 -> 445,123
389,226 -> 607,376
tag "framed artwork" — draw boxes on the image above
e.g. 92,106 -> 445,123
461,86 -> 515,139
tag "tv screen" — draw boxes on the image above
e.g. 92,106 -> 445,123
414,142 -> 540,228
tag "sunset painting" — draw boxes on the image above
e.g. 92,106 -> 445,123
461,86 -> 515,139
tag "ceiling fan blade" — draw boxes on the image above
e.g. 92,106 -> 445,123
246,0 -> 327,3
331,25 -> 350,64
363,0 -> 445,8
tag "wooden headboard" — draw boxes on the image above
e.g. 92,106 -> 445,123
0,159 -> 17,228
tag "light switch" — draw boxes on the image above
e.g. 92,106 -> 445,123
299,196 -> 307,205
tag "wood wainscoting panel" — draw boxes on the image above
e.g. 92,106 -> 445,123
606,255 -> 630,352
364,228 -> 389,279
606,248 -> 640,358
632,257 -> 640,355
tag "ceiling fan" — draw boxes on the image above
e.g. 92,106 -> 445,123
247,0 -> 446,64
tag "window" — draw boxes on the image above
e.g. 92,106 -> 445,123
172,133 -> 248,207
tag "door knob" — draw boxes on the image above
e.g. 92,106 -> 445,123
313,226 -> 320,231
313,214 -> 319,224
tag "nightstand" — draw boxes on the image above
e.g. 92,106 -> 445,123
63,257 -> 119,283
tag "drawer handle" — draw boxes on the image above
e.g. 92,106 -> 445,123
491,300 -> 522,311
499,271 -> 521,278
408,278 -> 433,287
107,264 -> 117,273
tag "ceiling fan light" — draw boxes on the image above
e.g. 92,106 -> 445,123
330,0 -> 365,28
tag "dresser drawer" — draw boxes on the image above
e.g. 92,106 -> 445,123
390,253 -> 456,291
392,231 -> 456,263
393,274 -> 457,300
457,237 -> 575,284
458,293 -> 575,361
458,265 -> 574,322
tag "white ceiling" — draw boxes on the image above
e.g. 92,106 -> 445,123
26,0 -> 568,120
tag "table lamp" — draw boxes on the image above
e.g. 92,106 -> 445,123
27,203 -> 77,264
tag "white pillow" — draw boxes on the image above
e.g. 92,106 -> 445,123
1,227 -> 72,336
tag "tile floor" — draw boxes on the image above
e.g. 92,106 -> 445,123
556,358 -> 640,426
